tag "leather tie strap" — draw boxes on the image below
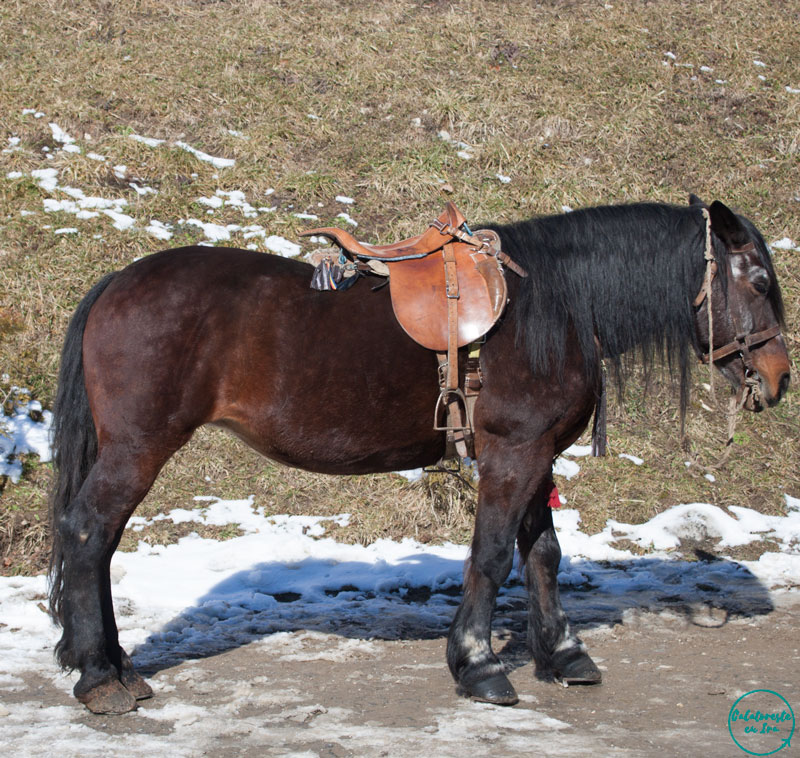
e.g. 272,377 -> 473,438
443,243 -> 460,391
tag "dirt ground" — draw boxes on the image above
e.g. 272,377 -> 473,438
6,592 -> 798,758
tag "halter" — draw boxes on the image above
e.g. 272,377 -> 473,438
693,208 -> 783,407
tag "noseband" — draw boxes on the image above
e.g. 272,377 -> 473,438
693,209 -> 783,405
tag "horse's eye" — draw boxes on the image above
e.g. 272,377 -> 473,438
751,277 -> 770,294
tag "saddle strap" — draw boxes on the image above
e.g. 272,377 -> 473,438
443,243 -> 459,391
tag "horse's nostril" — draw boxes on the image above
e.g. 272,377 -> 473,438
778,372 -> 790,399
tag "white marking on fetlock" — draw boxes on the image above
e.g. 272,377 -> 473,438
461,631 -> 494,665
554,624 -> 586,654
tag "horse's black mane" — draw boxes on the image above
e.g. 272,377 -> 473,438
488,201 -> 783,409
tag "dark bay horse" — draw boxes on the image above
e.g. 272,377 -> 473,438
48,197 -> 790,713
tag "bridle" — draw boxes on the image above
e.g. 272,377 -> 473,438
693,209 -> 783,408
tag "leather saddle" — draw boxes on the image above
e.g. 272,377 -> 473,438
302,202 -> 519,352
301,202 -> 526,458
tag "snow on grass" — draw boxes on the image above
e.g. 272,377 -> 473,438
129,133 -> 234,168
0,391 -> 52,482
771,237 -> 798,251
265,235 -> 301,257
4,128 -> 309,254
130,133 -> 166,147
174,140 -> 235,169
336,212 -> 358,227
146,219 -> 173,241
48,122 -> 79,153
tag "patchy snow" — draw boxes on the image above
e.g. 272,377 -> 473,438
195,190 -> 261,218
48,123 -> 78,151
30,167 -> 59,192
175,140 -> 235,169
771,237 -> 798,251
553,457 -> 581,480
394,468 -> 426,482
3,136 -> 21,153
103,208 -> 136,231
336,212 -> 358,227
182,218 -> 240,243
496,173 -> 511,184
335,195 -> 354,204
131,133 -> 165,147
0,392 -> 53,482
265,235 -> 301,257
563,444 -> 592,457
146,219 -> 173,241
618,453 -> 644,466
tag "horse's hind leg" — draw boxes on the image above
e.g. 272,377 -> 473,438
54,442 -> 183,713
517,480 -> 601,684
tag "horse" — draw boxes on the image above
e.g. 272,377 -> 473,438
48,196 -> 790,714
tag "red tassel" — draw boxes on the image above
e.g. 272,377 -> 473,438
547,481 -> 562,509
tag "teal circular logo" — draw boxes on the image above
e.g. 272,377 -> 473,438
728,689 -> 795,755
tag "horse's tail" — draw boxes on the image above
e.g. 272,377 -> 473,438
48,273 -> 116,628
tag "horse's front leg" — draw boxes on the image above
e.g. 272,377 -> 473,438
517,478 -> 601,684
447,447 -> 552,705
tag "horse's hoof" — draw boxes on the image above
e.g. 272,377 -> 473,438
76,679 -> 138,714
555,651 -> 602,685
459,672 -> 519,705
121,668 -> 154,701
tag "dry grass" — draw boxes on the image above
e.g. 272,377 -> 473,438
1,0 -> 798,574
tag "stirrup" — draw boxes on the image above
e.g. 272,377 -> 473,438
433,387 -> 472,432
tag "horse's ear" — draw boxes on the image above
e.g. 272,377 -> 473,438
689,193 -> 707,208
708,200 -> 750,249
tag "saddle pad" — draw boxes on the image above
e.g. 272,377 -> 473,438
388,241 -> 507,351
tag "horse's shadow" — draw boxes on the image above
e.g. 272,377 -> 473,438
130,547 -> 774,676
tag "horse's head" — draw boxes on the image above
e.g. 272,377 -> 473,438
690,196 -> 790,411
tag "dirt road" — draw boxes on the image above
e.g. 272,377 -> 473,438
5,591 -> 798,758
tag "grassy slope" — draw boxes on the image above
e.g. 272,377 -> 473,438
0,0 -> 798,574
